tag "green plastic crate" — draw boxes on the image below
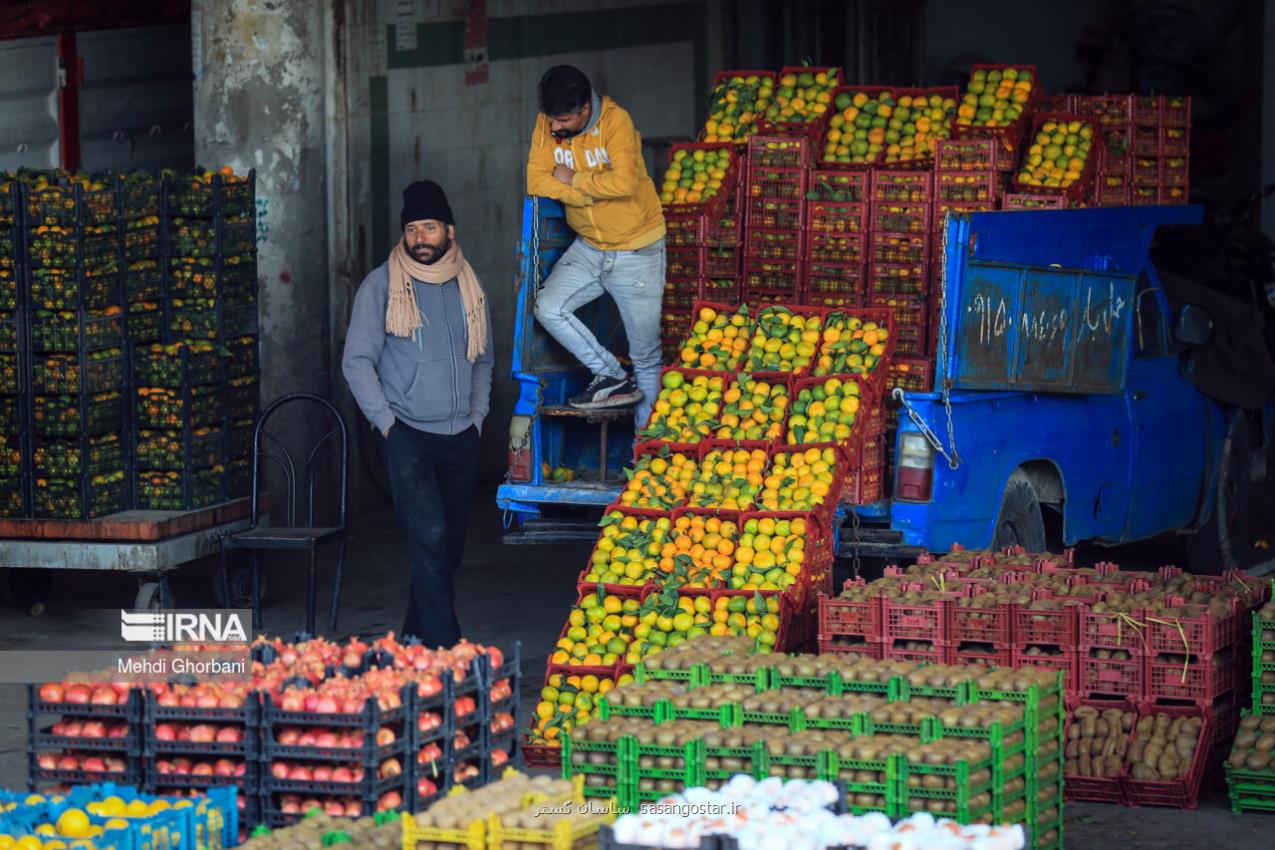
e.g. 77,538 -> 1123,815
704,740 -> 768,781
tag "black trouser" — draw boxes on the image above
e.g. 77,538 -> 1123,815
380,421 -> 480,648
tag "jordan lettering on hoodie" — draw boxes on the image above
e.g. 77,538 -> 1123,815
553,145 -> 612,170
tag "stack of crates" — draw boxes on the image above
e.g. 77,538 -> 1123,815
659,144 -> 743,360
120,172 -> 164,345
1072,96 -> 1133,207
1124,96 -> 1190,206
0,179 -> 23,516
742,135 -> 808,304
802,170 -> 867,308
24,174 -> 129,519
934,139 -> 1005,230
153,170 -> 260,506
1227,588 -> 1275,812
867,170 -> 933,358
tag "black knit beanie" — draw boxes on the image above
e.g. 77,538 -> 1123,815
400,180 -> 454,228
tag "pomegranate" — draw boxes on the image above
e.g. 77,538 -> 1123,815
192,762 -> 214,776
331,766 -> 353,782
38,683 -> 64,703
36,753 -> 57,770
343,800 -> 362,817
82,756 -> 107,772
288,765 -> 313,782
376,727 -> 396,746
214,759 -> 237,777
312,765 -> 333,782
378,757 -> 402,779
80,721 -> 106,739
216,726 -> 242,743
57,755 -> 79,770
63,684 -> 91,704
376,791 -> 402,812
271,762 -> 290,779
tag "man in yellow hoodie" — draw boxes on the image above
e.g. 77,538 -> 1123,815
528,65 -> 665,426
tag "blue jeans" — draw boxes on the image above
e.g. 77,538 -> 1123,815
534,237 -> 665,426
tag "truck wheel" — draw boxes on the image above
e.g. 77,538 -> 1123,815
1185,416 -> 1252,575
992,470 -> 1047,552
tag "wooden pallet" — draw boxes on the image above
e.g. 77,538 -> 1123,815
0,497 -> 253,542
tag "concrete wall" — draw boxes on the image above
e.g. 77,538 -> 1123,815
334,0 -> 715,506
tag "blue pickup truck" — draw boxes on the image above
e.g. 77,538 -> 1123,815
497,198 -> 1274,573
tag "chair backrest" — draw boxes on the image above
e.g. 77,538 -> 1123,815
249,393 -> 349,529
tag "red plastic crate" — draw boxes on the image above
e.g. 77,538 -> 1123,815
882,595 -> 949,644
867,263 -> 930,297
1080,607 -> 1147,652
818,579 -> 882,638
1132,156 -> 1160,187
870,202 -> 930,234
757,66 -> 842,144
1146,600 -> 1237,657
1011,112 -> 1105,202
521,740 -> 561,769
1001,193 -> 1067,210
1035,94 -> 1074,113
935,138 -> 1003,172
1160,126 -> 1189,157
1160,157 -> 1189,188
947,641 -> 1012,667
1162,96 -> 1191,128
698,277 -> 741,301
1122,704 -> 1210,809
887,356 -> 933,393
808,170 -> 869,203
1132,124 -> 1160,156
866,292 -> 927,329
1075,94 -> 1134,128
665,212 -> 709,249
1132,95 -> 1161,125
881,638 -> 947,665
894,325 -> 927,356
843,451 -> 885,504
743,257 -> 802,295
747,134 -> 812,170
869,232 -> 929,265
1159,185 -> 1188,205
1063,696 -> 1137,804
1078,650 -> 1143,700
804,260 -> 864,297
1013,601 -> 1077,647
745,227 -> 804,261
817,638 -> 882,659
744,166 -> 806,201
1130,186 -> 1159,206
746,197 -> 804,231
806,200 -> 868,235
1012,648 -> 1077,696
935,171 -> 1000,204
821,85 -> 959,169
870,170 -> 934,203
699,70 -> 779,143
749,289 -> 798,306
803,291 -> 863,309
660,142 -> 742,221
1098,146 -> 1130,177
806,231 -> 865,264
1094,177 -> 1131,208
666,245 -> 706,280
704,246 -> 739,278
1146,655 -> 1235,706
954,64 -> 1040,154
948,598 -> 1012,645
933,201 -> 995,233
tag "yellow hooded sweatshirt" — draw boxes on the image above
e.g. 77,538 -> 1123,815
526,95 -> 665,251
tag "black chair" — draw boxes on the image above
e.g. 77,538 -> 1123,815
220,393 -> 349,632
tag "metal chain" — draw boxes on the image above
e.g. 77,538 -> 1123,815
850,504 -> 862,579
936,214 -> 961,469
893,387 -> 959,469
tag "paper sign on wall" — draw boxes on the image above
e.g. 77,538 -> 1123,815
394,0 -> 417,52
463,0 -> 489,85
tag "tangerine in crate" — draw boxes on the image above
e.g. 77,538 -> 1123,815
702,72 -> 775,143
711,592 -> 784,649
582,509 -> 673,588
956,66 -> 1035,131
677,303 -> 751,371
618,449 -> 698,510
765,67 -> 841,127
731,513 -> 813,597
689,445 -> 769,510
714,373 -> 790,442
743,305 -> 823,372
638,370 -> 725,447
661,510 -> 741,589
554,587 -> 642,668
528,667 -> 631,750
786,377 -> 867,447
761,447 -> 840,514
659,146 -> 735,207
1015,116 -> 1098,193
823,88 -> 957,165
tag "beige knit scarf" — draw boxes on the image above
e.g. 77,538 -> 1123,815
386,239 -> 488,362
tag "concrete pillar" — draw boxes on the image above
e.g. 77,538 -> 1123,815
191,0 -> 332,423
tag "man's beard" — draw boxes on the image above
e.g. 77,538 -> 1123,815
409,235 -> 452,265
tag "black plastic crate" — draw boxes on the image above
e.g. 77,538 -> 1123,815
30,307 -> 125,353
34,470 -> 128,519
144,693 -> 261,758
261,683 -> 413,733
0,311 -> 21,350
123,220 -> 160,261
0,180 -> 17,227
30,720 -> 144,758
0,432 -> 22,478
26,225 -> 119,271
0,267 -> 19,310
225,375 -> 258,420
165,169 -> 255,218
226,419 -> 255,458
166,299 -> 258,341
0,395 -> 22,431
484,643 -> 521,722
33,432 -> 126,478
168,217 -> 217,257
224,335 -> 259,379
24,174 -> 119,227
0,352 -> 20,393
31,349 -> 126,393
0,475 -> 27,517
135,383 -> 224,428
0,227 -> 17,269
145,758 -> 259,796
137,426 -> 227,471
133,341 -> 224,386
119,172 -> 161,220
168,257 -> 257,303
137,466 -> 225,511
220,218 -> 256,256
31,389 -> 126,436
485,730 -> 519,782
29,266 -> 122,311
29,761 -> 144,792
125,259 -> 163,301
128,302 -> 162,344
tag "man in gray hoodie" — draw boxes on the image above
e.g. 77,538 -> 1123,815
341,180 -> 494,648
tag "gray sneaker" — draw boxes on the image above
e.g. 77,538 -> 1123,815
568,374 -> 643,410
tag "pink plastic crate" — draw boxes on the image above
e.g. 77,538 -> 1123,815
818,580 -> 881,638
806,231 -> 865,264
1013,601 -> 1077,647
870,170 -> 934,203
806,200 -> 868,235
869,232 -> 930,265
1013,648 -> 1077,696
1081,607 -> 1148,652
1146,655 -> 1235,706
804,260 -> 864,297
1078,650 -> 1143,700
948,599 -> 1012,645
935,171 -> 1000,204
745,227 -> 804,261
746,197 -> 804,230
1122,704 -> 1210,809
870,202 -> 931,234
747,134 -> 811,170
867,262 -> 930,297
808,170 -> 869,203
883,595 -> 949,643
882,638 -> 947,665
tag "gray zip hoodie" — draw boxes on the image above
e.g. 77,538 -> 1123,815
341,261 -> 494,436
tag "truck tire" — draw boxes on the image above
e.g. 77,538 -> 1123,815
992,470 -> 1047,552
1185,416 -> 1252,575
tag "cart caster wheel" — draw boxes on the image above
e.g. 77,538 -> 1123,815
0,569 -> 55,610
134,582 -> 171,611
214,562 -> 268,609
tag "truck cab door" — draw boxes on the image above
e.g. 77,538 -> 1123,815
1125,284 -> 1210,539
